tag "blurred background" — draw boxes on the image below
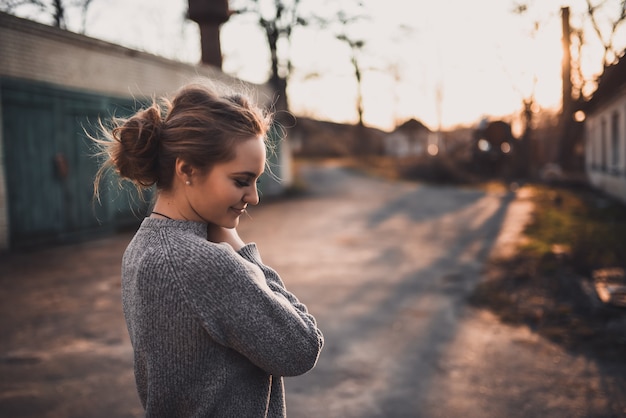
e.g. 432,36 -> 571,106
0,0 -> 625,249
1,1 -> 626,417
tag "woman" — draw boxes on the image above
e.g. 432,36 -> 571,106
94,82 -> 324,417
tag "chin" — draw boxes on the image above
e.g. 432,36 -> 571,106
222,219 -> 239,229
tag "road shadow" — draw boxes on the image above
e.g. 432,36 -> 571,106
287,166 -> 517,416
470,254 -> 626,415
367,183 -> 497,227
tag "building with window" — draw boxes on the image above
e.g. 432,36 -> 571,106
584,51 -> 626,205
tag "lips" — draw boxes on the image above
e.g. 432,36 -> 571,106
231,207 -> 246,215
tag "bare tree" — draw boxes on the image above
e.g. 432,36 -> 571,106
324,4 -> 372,127
1,0 -> 95,32
585,0 -> 626,66
229,0 -> 366,117
565,1 -> 625,169
566,0 -> 626,100
228,0 -> 308,115
78,0 -> 94,33
514,1 -> 626,170
336,31 -> 366,127
516,0 -> 626,101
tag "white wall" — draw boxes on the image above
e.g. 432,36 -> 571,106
0,13 -> 273,102
585,86 -> 626,205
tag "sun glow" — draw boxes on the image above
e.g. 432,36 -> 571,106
50,0 -> 625,132
224,0 -> 572,131
228,0 -> 622,131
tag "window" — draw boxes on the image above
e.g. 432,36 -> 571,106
611,112 -> 620,173
601,118 -> 607,171
587,120 -> 595,170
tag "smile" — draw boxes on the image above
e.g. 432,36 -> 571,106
230,207 -> 246,215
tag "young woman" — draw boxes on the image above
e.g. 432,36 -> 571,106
94,82 -> 324,417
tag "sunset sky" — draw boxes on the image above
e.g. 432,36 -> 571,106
12,0 -> 626,131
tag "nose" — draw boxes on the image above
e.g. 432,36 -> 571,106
244,184 -> 260,206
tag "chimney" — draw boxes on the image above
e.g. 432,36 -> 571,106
188,0 -> 230,68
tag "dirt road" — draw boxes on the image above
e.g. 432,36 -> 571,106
1,162 -> 623,417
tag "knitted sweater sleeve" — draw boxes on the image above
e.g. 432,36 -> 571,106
165,236 -> 323,377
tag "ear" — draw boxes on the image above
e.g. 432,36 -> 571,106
174,158 -> 195,184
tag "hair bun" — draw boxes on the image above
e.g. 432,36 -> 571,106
114,104 -> 164,186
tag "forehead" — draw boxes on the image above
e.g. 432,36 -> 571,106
225,136 -> 266,173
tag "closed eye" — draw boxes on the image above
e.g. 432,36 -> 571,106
235,178 -> 261,188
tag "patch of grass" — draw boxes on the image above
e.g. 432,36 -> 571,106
471,182 -> 626,358
521,184 -> 626,275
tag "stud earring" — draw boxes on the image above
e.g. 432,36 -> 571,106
185,180 -> 191,185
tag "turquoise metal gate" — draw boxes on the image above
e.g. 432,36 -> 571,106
1,78 -> 149,248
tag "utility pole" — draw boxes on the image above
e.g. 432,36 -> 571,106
561,7 -> 573,118
559,6 -> 574,169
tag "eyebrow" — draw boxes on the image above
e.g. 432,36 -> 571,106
232,171 -> 261,178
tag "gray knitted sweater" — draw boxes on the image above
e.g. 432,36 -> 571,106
121,218 -> 324,417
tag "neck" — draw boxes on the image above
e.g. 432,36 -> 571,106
151,192 -> 182,220
151,191 -> 204,223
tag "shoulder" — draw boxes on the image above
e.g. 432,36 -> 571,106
126,219 -> 262,281
165,230 -> 252,277
126,219 -> 233,264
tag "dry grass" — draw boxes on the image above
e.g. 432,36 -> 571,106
471,183 -> 626,358
521,184 -> 626,275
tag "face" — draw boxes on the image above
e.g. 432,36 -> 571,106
185,136 -> 266,228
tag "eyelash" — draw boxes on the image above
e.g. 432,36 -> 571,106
235,179 -> 261,188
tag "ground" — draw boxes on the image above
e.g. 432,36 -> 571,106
472,241 -> 626,362
1,161 -> 625,417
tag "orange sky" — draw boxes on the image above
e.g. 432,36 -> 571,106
219,0 -> 625,131
12,0 -> 626,131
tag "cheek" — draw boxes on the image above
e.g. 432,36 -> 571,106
230,186 -> 245,202
217,183 -> 243,205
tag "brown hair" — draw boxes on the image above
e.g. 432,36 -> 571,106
94,83 -> 273,197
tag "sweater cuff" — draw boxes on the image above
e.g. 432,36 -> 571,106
237,243 -> 263,265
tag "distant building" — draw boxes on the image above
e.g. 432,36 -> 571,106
386,119 -> 432,157
584,51 -> 626,205
0,12 -> 287,250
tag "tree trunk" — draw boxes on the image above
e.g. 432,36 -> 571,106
265,25 -> 289,115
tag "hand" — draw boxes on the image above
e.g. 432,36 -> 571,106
206,223 -> 246,251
